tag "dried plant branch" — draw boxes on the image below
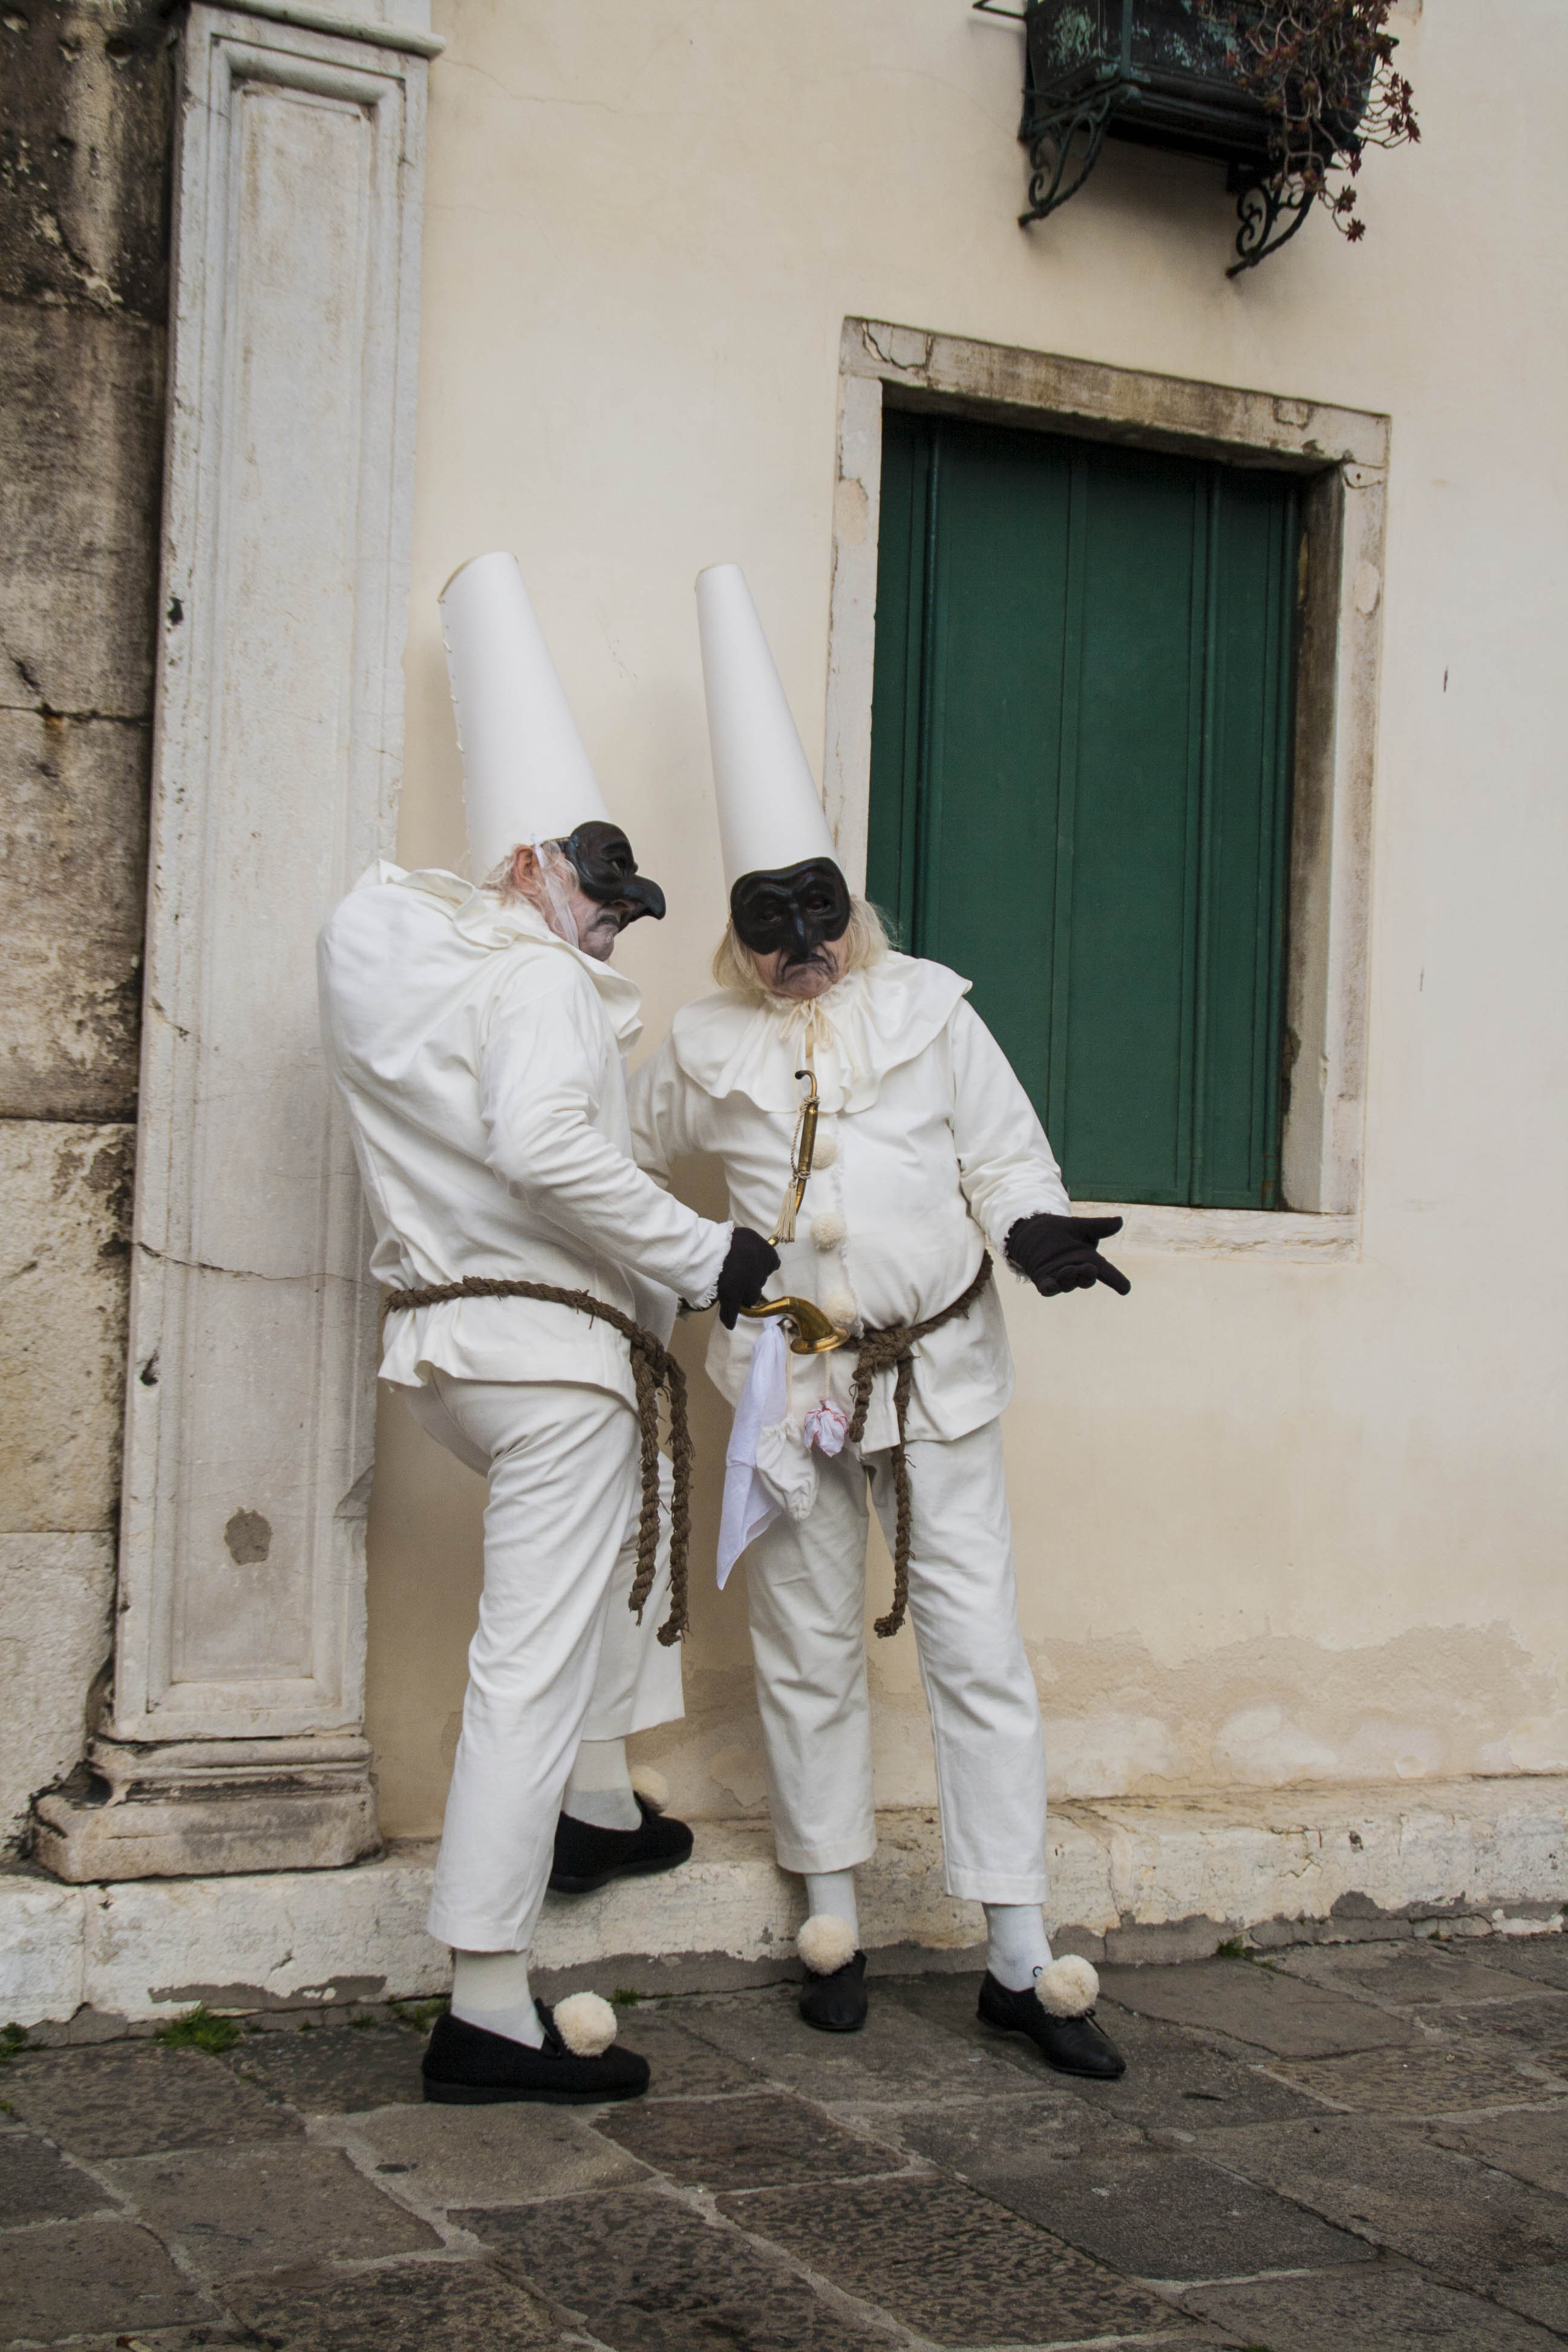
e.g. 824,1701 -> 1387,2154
1199,0 -> 1419,241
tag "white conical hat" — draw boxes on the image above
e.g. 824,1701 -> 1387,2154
440,552 -> 610,877
696,564 -> 838,889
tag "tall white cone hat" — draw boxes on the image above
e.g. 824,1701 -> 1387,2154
696,564 -> 838,890
440,552 -> 611,878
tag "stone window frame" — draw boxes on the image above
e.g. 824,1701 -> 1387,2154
823,318 -> 1389,1261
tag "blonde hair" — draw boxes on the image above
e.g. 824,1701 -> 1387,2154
710,896 -> 893,1001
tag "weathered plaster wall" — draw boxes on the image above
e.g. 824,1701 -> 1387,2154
0,1 -> 172,1843
368,0 -> 1566,1844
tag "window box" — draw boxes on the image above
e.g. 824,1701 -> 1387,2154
1010,0 -> 1361,269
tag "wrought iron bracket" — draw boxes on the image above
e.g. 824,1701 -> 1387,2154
1020,93 -> 1116,226
1227,171 -> 1316,275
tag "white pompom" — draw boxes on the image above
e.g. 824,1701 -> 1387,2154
797,1912 -> 858,1975
821,1287 -> 858,1333
554,1990 -> 619,2056
1035,1955 -> 1099,2018
810,1210 -> 846,1251
812,1129 -> 838,1168
629,1766 -> 668,1814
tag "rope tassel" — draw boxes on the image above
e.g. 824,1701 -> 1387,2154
844,1253 -> 994,1639
384,1275 -> 693,1644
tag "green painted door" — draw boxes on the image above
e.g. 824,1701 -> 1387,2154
867,408 -> 1299,1210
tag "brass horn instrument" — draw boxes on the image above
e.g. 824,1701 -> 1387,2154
740,1065 -> 849,1356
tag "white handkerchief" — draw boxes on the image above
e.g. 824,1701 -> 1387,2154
716,1321 -> 791,1590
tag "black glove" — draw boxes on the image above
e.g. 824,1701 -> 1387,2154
1006,1212 -> 1131,1298
717,1226 -> 782,1328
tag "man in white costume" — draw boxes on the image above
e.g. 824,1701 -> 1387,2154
630,566 -> 1129,2076
318,554 -> 779,2103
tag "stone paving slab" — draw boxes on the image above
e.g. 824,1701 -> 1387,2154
99,2142 -> 441,2279
594,2088 -> 904,2189
722,2175 -> 1203,2347
0,2124 -> 111,2226
0,2213 -> 214,2344
226,2255 -> 566,2349
1205,2112 -> 1568,2284
1263,2041 -> 1568,2116
857,2088 -> 1143,2177
1273,1939 -> 1568,2011
679,1977 -> 1029,2103
4,2042 -> 301,2157
335,2097 -> 649,2207
468,2186 -> 897,2351
1429,2105 -> 1568,2198
881,1969 -> 1333,2130
969,2146 -> 1375,2283
1098,1957 -> 1417,2056
1485,2260 -> 1568,2333
1485,1942 -> 1568,1994
223,2019 -> 427,2113
615,2005 -> 763,2096
1181,2256 -> 1565,2349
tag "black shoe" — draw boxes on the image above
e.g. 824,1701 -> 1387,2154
799,1949 -> 869,2033
977,1967 -> 1126,2080
421,2008 -> 650,2105
549,1794 -> 695,1894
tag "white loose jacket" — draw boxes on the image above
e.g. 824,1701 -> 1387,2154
629,954 -> 1071,1450
318,865 -> 731,1410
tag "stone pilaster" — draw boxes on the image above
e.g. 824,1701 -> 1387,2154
38,1 -> 435,1879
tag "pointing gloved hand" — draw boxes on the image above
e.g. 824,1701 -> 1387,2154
717,1226 -> 782,1328
1006,1212 -> 1131,1298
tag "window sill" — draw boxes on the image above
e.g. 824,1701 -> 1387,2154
1072,1203 -> 1359,1263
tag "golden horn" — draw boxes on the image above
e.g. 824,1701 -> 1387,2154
739,1296 -> 847,1355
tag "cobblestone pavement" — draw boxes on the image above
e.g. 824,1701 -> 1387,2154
3,1936 -> 1567,2350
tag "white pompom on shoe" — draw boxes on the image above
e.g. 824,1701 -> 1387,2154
797,1912 -> 859,1976
553,1991 -> 619,2056
628,1766 -> 669,1814
1034,1956 -> 1100,2019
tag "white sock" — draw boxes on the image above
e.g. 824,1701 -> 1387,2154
564,1735 -> 640,1831
804,1869 -> 860,1945
984,1903 -> 1053,1992
450,1949 -> 544,2048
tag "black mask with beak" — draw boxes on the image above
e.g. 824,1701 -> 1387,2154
730,858 -> 852,973
560,821 -> 666,929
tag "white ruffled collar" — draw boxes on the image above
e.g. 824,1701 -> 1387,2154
377,863 -> 644,1051
668,953 -> 970,1112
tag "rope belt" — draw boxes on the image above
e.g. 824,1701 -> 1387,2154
843,1251 -> 995,1640
382,1277 -> 692,1646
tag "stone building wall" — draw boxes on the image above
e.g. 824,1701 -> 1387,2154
0,1 -> 172,1847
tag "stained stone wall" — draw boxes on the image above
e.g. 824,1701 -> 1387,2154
0,1 -> 174,1845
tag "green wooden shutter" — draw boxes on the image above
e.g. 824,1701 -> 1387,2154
867,408 -> 1298,1211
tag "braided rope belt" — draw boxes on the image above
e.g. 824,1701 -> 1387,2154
843,1252 -> 995,1640
383,1276 -> 693,1645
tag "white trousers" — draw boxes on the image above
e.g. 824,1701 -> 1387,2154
407,1374 -> 683,1952
744,1416 -> 1049,1903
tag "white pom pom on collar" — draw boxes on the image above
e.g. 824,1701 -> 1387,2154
797,1912 -> 858,1975
1034,1955 -> 1099,2018
553,1990 -> 619,2056
629,1766 -> 669,1814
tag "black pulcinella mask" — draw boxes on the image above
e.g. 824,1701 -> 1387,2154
560,822 -> 666,926
730,858 -> 852,965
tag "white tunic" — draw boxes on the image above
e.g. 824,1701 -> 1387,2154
318,864 -> 731,1410
629,955 -> 1071,1450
